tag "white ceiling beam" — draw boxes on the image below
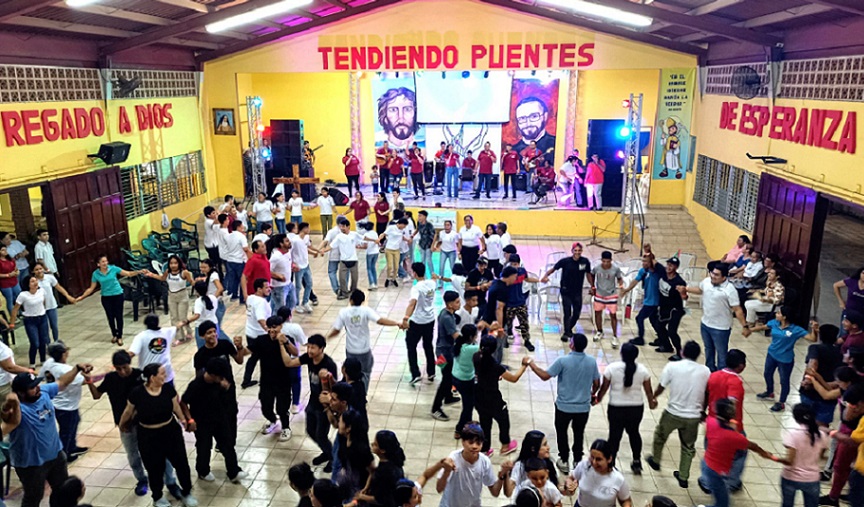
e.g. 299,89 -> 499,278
677,3 -> 832,42
686,0 -> 745,16
149,0 -> 210,14
6,16 -> 220,49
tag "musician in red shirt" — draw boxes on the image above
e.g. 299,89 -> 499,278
342,147 -> 361,197
520,141 -> 542,195
461,150 -> 477,194
408,147 -> 426,198
501,144 -> 520,200
388,150 -> 404,192
444,144 -> 461,198
376,142 -> 392,192
473,142 -> 497,199
530,160 -> 557,204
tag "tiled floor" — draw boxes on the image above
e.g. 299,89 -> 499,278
6,234 -> 815,507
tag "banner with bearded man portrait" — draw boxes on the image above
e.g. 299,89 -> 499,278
373,77 -> 426,152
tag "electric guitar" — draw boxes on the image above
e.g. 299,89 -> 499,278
522,147 -> 554,170
303,144 -> 323,163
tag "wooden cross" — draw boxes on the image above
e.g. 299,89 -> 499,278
273,163 -> 320,192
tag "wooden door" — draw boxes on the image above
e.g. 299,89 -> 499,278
44,167 -> 130,295
752,173 -> 828,323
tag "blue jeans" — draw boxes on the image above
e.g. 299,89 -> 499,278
0,284 -> 20,317
366,254 -> 379,286
55,408 -> 80,455
270,284 -> 296,313
700,461 -> 730,507
275,218 -> 286,234
17,267 -> 29,286
225,261 -> 245,303
439,250 -> 457,279
445,167 -> 460,197
765,353 -> 794,403
216,299 -> 226,326
635,305 -> 658,341
290,216 -> 302,225
475,173 -> 493,197
24,314 -> 50,365
257,220 -> 272,233
417,247 -> 434,278
700,323 -> 731,372
849,469 -> 864,507
46,308 -> 59,342
781,477 -> 819,507
297,266 -> 313,305
453,377 -> 476,435
398,252 -> 408,278
120,426 -> 177,486
327,261 -> 339,293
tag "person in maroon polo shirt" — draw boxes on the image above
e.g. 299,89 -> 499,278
462,150 -> 477,194
474,142 -> 497,199
444,144 -> 461,198
241,239 -> 271,300
501,144 -> 519,200
698,398 -> 774,507
408,147 -> 426,198
702,349 -> 748,493
841,311 -> 864,356
388,150 -> 404,193
342,148 -> 361,197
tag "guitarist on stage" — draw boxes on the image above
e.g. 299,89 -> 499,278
376,141 -> 393,191
520,141 -> 544,194
303,140 -> 316,166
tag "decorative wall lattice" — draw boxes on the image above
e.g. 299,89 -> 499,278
693,155 -> 760,232
0,65 -> 102,104
108,69 -> 198,99
704,63 -> 770,98
780,56 -> 864,102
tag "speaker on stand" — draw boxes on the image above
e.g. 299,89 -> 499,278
270,120 -> 317,201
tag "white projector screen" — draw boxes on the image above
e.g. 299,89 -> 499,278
416,71 -> 512,124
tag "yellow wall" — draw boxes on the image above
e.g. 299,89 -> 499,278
684,93 -> 864,259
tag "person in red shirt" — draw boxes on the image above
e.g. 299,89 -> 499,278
841,311 -> 864,355
529,160 -> 557,204
698,398 -> 775,507
585,154 -> 607,210
388,150 -> 404,193
461,150 -> 477,194
373,192 -> 390,237
443,144 -> 461,198
342,147 -> 361,197
241,239 -> 271,299
703,349 -> 748,492
433,141 -> 446,193
501,144 -> 520,200
408,147 -> 426,198
473,142 -> 497,199
348,191 -> 370,228
376,142 -> 392,192
520,140 -> 542,195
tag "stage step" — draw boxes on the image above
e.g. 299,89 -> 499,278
641,209 -> 710,266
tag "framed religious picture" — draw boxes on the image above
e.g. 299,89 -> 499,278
213,108 -> 236,136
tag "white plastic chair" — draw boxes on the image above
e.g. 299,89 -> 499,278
677,253 -> 696,270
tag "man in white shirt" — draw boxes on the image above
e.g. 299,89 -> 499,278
0,339 -> 31,399
327,289 -> 402,390
402,263 -> 438,385
128,314 -> 177,382
251,192 -> 275,233
321,218 -> 362,299
645,340 -> 711,488
252,222 -> 272,247
34,229 -> 58,276
2,231 -> 29,283
681,262 -> 751,371
318,215 -> 347,295
269,234 -> 295,312
241,279 -> 272,389
291,223 -> 320,314
41,342 -> 88,461
223,220 -> 250,303
310,188 -> 336,233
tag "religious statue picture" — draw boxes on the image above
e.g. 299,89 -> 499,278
372,76 -> 426,152
213,108 -> 236,136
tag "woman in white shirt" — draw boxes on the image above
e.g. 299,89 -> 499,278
186,282 -> 228,348
594,343 -> 657,475
251,192 -> 276,233
273,192 -> 288,234
435,220 -> 459,281
197,259 -> 226,327
565,439 -> 633,507
458,215 -> 486,272
32,262 -> 76,343
484,224 -> 504,277
144,255 -> 196,344
288,189 -> 305,225
10,275 -> 50,367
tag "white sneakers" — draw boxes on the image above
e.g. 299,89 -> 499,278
611,336 -> 620,349
198,473 -> 215,482
369,284 -> 378,291
295,303 -> 313,314
593,331 -> 603,342
262,421 -> 279,434
279,428 -> 292,441
229,470 -> 249,484
181,494 -> 198,507
290,404 -> 301,414
154,499 -> 171,507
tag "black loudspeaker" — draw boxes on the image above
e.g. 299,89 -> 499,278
89,142 -> 131,165
586,119 -> 626,209
491,175 -> 499,191
423,161 -> 434,183
328,187 -> 349,206
270,120 -> 314,199
513,173 -> 527,191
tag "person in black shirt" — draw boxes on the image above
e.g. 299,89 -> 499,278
334,408 -> 373,497
465,258 -> 495,318
86,350 -> 180,499
355,429 -> 406,506
288,462 -> 315,507
193,321 -> 248,376
340,357 -> 368,416
245,315 -> 298,442
655,257 -> 688,361
800,323 -> 844,426
118,363 -> 196,507
541,242 -> 593,341
280,334 -> 338,471
182,358 -> 247,484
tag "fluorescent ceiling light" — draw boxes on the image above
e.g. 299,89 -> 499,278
541,0 -> 653,27
206,0 -> 313,33
65,0 -> 102,6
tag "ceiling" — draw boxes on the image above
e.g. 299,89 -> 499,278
0,0 -> 862,68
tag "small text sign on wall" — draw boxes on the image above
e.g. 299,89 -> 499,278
719,101 -> 856,154
0,103 -> 174,147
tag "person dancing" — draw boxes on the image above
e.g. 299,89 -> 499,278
76,255 -> 147,346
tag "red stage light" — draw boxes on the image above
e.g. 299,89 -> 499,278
621,99 -> 630,108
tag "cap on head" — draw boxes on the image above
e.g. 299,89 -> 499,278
666,257 -> 680,267
12,372 -> 42,393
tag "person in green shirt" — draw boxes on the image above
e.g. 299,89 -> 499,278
76,255 -> 147,346
452,324 -> 480,439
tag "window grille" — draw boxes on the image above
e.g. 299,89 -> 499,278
693,155 -> 760,232
121,151 -> 206,220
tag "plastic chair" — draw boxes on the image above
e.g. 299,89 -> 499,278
621,258 -> 644,277
545,251 -> 568,267
677,253 -> 696,270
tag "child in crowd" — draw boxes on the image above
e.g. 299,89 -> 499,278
436,263 -> 468,300
274,192 -> 287,234
435,422 -> 507,507
310,188 -> 336,233
360,222 -> 380,290
371,166 -> 380,194
776,404 -> 829,507
288,189 -> 305,225
521,458 -> 563,507
504,430 -> 562,500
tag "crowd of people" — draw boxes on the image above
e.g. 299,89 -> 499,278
2,207 -> 864,507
